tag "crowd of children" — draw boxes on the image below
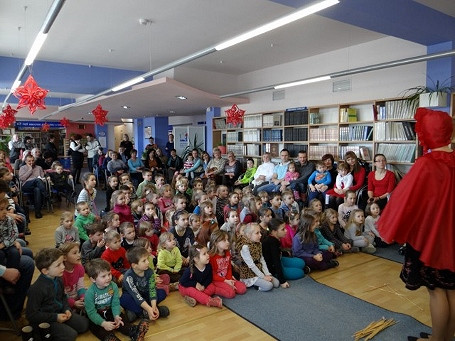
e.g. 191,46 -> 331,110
16,148 -> 391,341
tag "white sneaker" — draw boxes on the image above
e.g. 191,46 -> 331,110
362,244 -> 376,254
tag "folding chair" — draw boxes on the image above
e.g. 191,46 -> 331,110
0,287 -> 21,335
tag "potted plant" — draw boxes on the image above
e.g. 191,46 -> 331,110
181,133 -> 204,160
403,78 -> 454,111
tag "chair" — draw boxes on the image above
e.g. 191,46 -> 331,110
45,170 -> 76,208
0,287 -> 21,335
17,177 -> 52,214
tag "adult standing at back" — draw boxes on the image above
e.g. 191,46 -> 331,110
9,134 -> 25,164
70,134 -> 85,184
119,134 -> 133,160
85,133 -> 100,173
43,134 -> 58,161
165,133 -> 175,158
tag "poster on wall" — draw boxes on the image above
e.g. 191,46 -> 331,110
144,126 -> 152,138
173,126 -> 205,157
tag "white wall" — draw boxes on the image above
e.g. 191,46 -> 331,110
220,36 -> 427,114
169,114 -> 207,126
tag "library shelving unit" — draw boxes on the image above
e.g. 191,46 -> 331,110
212,97 -> 421,168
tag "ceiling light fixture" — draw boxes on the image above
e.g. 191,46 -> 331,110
2,0 -> 66,108
220,49 -> 455,97
112,77 -> 145,92
41,0 -> 338,118
215,0 -> 339,51
122,105 -> 130,109
176,96 -> 187,100
274,76 -> 331,89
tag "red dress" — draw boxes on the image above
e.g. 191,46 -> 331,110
378,150 -> 455,272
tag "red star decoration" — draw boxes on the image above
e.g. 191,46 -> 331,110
41,123 -> 50,132
225,104 -> 245,126
92,104 -> 108,126
13,75 -> 49,114
60,117 -> 70,128
0,104 -> 18,128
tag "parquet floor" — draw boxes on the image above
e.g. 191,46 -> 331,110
1,202 -> 430,340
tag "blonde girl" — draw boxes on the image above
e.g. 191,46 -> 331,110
156,231 -> 183,283
196,201 -> 218,247
102,211 -> 120,233
130,199 -> 143,225
189,213 -> 201,237
60,242 -> 86,312
76,172 -> 98,215
241,195 -> 261,223
337,190 -> 358,229
178,244 -> 223,308
345,209 -> 376,254
209,230 -> 246,298
137,221 -> 159,256
281,211 -> 299,255
133,237 -> 171,296
55,211 -> 80,248
157,184 -> 174,216
365,203 -> 388,247
308,198 -> 323,214
292,214 -> 338,271
111,190 -> 133,224
235,223 -> 279,291
320,208 -> 358,254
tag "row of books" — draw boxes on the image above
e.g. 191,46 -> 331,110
226,144 -> 244,156
339,125 -> 373,141
309,145 -> 338,160
263,143 -> 281,157
376,143 -> 416,163
245,144 -> 261,156
263,114 -> 282,127
284,107 -> 309,126
309,127 -> 338,141
263,129 -> 283,142
338,145 -> 371,161
226,131 -> 243,143
284,127 -> 308,141
243,114 -> 263,128
284,144 -> 308,157
242,129 -> 261,142
375,100 -> 414,120
374,121 -> 416,141
214,118 -> 227,129
339,107 -> 358,123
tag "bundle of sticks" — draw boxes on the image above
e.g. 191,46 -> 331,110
353,317 -> 397,340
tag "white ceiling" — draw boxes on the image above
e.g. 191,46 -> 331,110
0,0 -> 453,122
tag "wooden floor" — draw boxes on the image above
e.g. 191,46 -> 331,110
1,202 -> 430,340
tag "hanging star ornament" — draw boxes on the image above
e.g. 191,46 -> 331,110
13,75 -> 49,114
41,123 -> 50,132
0,104 -> 18,128
225,104 -> 245,126
59,117 -> 70,128
92,104 -> 108,126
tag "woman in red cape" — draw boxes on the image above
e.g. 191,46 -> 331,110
378,108 -> 455,341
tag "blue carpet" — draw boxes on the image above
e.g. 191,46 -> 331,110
223,276 -> 429,341
374,243 -> 404,264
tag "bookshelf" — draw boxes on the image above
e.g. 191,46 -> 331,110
212,98 -> 422,166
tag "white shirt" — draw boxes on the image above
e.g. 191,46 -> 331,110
252,161 -> 275,185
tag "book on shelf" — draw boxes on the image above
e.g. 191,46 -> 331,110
214,119 -> 226,129
284,107 -> 308,125
339,107 -> 357,123
376,143 -> 416,163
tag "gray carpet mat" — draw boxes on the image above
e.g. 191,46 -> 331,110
223,276 -> 429,341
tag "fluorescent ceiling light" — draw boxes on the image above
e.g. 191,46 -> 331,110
215,0 -> 339,51
11,80 -> 22,92
24,33 -> 48,66
111,77 -> 145,92
275,76 -> 331,89
176,96 -> 187,100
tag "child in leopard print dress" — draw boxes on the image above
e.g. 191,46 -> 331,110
236,223 -> 279,291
